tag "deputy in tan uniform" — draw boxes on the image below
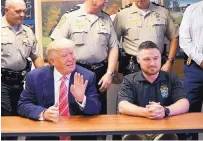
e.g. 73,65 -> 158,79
114,0 -> 179,75
1,0 -> 44,121
51,0 -> 119,115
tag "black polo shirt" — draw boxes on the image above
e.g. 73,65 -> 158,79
118,71 -> 186,107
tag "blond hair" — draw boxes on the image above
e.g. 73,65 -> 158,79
46,38 -> 75,60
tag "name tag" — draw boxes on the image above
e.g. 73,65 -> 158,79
75,19 -> 86,30
128,15 -> 138,24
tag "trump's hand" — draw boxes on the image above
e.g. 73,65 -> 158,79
43,103 -> 59,122
70,72 -> 88,103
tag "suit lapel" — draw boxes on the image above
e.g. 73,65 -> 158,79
43,66 -> 55,108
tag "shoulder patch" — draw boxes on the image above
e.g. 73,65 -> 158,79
65,5 -> 80,14
56,15 -> 66,29
151,2 -> 165,8
118,3 -> 132,12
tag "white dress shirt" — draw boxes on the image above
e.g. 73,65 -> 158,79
179,1 -> 203,65
38,68 -> 86,120
54,68 -> 86,108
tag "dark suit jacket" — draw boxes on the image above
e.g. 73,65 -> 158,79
17,65 -> 101,120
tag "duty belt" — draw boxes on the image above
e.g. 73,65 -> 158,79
125,53 -> 137,62
1,68 -> 27,83
183,53 -> 193,66
76,60 -> 107,71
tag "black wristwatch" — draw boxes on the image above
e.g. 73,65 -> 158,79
167,58 -> 175,64
164,107 -> 170,117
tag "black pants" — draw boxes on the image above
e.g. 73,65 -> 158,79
77,62 -> 107,140
26,135 -> 97,140
77,62 -> 107,115
1,80 -> 23,140
94,66 -> 107,115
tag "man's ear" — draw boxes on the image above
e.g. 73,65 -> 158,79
137,56 -> 140,64
48,58 -> 55,66
5,7 -> 9,13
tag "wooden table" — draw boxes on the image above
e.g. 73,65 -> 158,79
2,113 -> 203,136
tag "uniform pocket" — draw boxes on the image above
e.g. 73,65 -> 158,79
151,17 -> 166,38
127,24 -> 141,40
72,28 -> 87,46
98,28 -> 110,47
22,40 -> 32,58
1,39 -> 13,55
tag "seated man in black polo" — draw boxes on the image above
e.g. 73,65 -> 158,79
117,41 -> 189,140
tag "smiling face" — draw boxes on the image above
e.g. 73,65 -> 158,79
5,1 -> 26,25
50,48 -> 76,75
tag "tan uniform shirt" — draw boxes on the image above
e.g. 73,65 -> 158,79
113,2 -> 179,56
1,17 -> 39,71
50,4 -> 118,64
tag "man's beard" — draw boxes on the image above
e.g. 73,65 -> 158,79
142,67 -> 159,76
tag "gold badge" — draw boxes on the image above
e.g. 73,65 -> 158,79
186,58 -> 192,66
155,13 -> 160,18
76,24 -> 85,29
160,85 -> 168,98
100,20 -> 106,26
75,19 -> 85,29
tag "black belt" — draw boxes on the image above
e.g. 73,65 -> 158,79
77,60 -> 107,71
125,53 -> 138,63
1,59 -> 32,84
1,68 -> 27,83
183,53 -> 194,66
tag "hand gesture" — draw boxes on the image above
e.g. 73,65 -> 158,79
200,60 -> 203,69
70,72 -> 88,103
43,103 -> 59,122
145,102 -> 165,119
98,73 -> 112,92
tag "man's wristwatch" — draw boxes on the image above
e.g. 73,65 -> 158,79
107,71 -> 114,77
164,107 -> 170,117
167,58 -> 175,64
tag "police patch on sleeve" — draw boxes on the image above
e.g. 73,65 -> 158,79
56,15 -> 66,29
160,85 -> 168,98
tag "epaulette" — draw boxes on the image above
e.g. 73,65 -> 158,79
151,2 -> 165,8
118,3 -> 132,12
101,10 -> 109,16
65,6 -> 80,14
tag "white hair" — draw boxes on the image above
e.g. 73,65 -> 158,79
46,38 -> 75,60
5,0 -> 25,7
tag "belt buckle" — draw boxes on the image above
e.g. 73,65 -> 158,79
186,58 -> 192,66
21,71 -> 27,82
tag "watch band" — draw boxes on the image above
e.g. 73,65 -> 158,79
164,107 -> 170,117
107,71 -> 114,76
167,58 -> 175,64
